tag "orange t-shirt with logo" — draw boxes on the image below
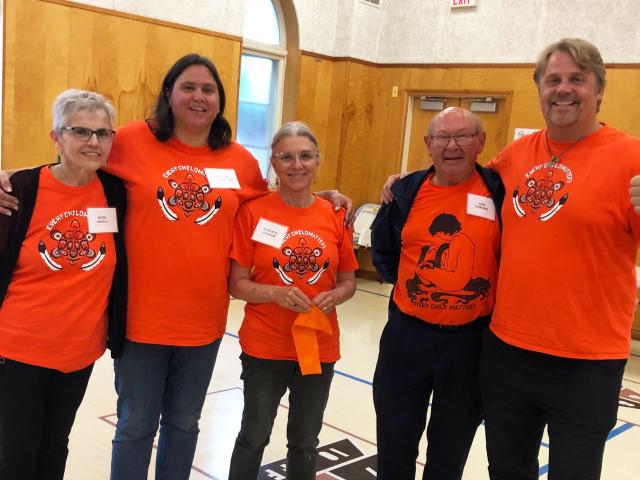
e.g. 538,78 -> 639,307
489,125 -> 640,359
105,121 -> 268,345
393,171 -> 500,325
0,167 -> 116,372
230,193 -> 359,362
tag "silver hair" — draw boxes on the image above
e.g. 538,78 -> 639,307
271,121 -> 319,151
51,89 -> 116,133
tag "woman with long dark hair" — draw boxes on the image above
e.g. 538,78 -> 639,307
105,54 -> 269,479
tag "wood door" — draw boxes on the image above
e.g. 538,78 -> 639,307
459,98 -> 509,166
405,97 -> 458,173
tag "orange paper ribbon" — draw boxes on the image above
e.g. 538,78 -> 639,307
292,305 -> 333,375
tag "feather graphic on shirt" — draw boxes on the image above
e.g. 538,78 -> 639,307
80,243 -> 106,271
195,195 -> 222,226
273,257 -> 294,285
512,186 -> 526,217
307,259 -> 330,285
157,187 -> 179,221
38,240 -> 62,271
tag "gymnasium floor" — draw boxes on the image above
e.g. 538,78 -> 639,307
64,278 -> 640,479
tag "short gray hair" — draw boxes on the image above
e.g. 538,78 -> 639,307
51,89 -> 116,133
271,121 -> 319,151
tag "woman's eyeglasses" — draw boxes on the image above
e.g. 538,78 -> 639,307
61,126 -> 116,143
271,150 -> 319,164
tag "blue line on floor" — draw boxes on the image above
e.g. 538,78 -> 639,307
537,423 -> 635,477
607,421 -> 635,440
334,369 -> 373,386
225,332 -> 239,339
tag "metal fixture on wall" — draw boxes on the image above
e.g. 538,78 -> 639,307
420,97 -> 446,111
469,97 -> 498,113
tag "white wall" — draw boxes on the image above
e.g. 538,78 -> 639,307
19,0 -> 640,63
376,0 -> 640,64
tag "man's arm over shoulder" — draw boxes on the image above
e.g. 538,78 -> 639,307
478,165 -> 506,229
371,200 -> 401,285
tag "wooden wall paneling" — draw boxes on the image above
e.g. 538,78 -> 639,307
337,61 -> 381,208
3,0 -> 242,170
374,68 -> 412,195
4,0 -> 71,168
67,8 -> 149,125
296,55 -> 347,191
600,68 -> 640,137
325,60 -> 350,186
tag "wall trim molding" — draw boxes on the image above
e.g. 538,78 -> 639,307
38,0 -> 243,42
300,50 -> 640,69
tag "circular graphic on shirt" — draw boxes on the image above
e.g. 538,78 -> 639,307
272,231 -> 330,286
157,166 -> 222,225
512,162 -> 573,222
39,213 -> 106,272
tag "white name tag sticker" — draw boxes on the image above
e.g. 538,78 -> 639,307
251,218 -> 289,249
205,168 -> 240,189
467,193 -> 496,221
87,208 -> 118,233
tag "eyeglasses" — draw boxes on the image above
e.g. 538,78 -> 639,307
61,126 -> 116,143
429,133 -> 478,147
272,150 -> 319,164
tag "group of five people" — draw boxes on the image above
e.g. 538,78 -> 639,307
0,36 -> 638,480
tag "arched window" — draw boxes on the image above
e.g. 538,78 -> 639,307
237,0 -> 287,177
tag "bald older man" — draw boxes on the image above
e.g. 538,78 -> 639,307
371,107 -> 504,480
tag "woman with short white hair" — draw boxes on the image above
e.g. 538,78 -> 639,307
0,89 -> 127,479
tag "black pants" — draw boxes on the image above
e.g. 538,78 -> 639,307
228,353 -> 335,480
373,302 -> 485,480
0,357 -> 93,480
479,330 -> 625,480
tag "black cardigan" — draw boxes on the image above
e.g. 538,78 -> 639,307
0,165 -> 128,358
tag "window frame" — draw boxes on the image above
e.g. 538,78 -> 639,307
239,0 -> 288,178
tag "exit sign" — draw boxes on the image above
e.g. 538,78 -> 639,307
451,0 -> 477,7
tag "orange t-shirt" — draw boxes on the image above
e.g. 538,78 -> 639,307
489,125 -> 640,359
393,171 -> 500,325
105,121 -> 268,345
0,167 -> 116,372
230,193 -> 359,362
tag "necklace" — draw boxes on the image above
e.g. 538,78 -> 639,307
545,133 -> 586,167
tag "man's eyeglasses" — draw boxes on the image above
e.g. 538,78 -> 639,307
429,133 -> 478,147
61,126 -> 116,143
272,150 -> 319,164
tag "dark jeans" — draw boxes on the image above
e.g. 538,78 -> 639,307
0,357 -> 93,480
373,302 -> 485,480
479,329 -> 626,480
228,353 -> 335,480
